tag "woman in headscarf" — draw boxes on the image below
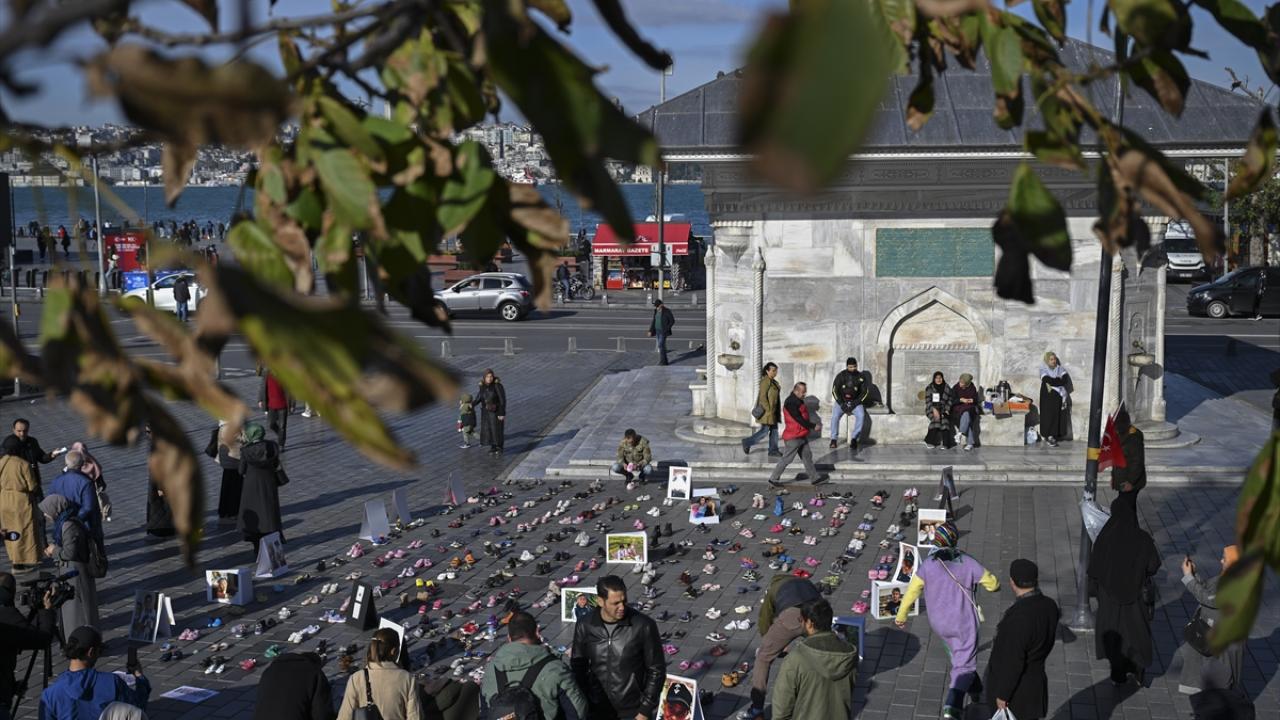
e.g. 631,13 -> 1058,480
922,371 -> 955,449
1177,545 -> 1246,695
215,421 -> 243,526
69,441 -> 109,522
1088,493 -> 1160,685
39,493 -> 100,632
895,522 -> 1000,719
476,369 -> 507,455
950,373 -> 981,451
0,436 -> 40,569
1038,352 -> 1072,446
143,425 -> 175,539
237,422 -> 284,558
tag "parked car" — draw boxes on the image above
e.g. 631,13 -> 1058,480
122,271 -> 205,314
434,272 -> 534,321
1164,221 -> 1210,282
1186,267 -> 1280,318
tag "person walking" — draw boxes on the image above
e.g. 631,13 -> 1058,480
258,371 -> 292,450
251,652 -> 334,720
0,440 -> 41,571
39,627 -> 149,720
742,363 -> 782,457
951,373 -> 981,451
58,225 -> 70,260
237,423 -> 285,558
648,299 -> 675,366
738,575 -> 821,720
922,371 -> 955,450
770,599 -> 858,720
895,522 -> 1000,719
212,421 -> 243,526
172,274 -> 191,323
476,369 -> 506,455
1110,406 -> 1147,496
984,560 -> 1060,720
829,357 -> 868,452
481,611 -> 588,720
1177,546 -> 1246,697
1038,351 -> 1072,446
38,495 -> 100,633
570,576 -> 665,720
1088,494 -> 1160,686
68,442 -> 108,523
610,429 -> 654,483
337,628 -> 423,720
768,382 -> 828,487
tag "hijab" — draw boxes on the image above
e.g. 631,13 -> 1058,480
1,435 -> 21,457
1088,493 -> 1157,603
38,494 -> 77,547
69,441 -> 101,484
242,422 -> 266,444
1040,352 -> 1068,398
929,521 -> 963,562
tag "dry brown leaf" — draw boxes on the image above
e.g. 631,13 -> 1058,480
1114,149 -> 1222,262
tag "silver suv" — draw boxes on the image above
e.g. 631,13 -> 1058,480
434,272 -> 534,321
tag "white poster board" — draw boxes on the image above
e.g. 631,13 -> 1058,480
255,532 -> 289,578
391,489 -> 414,526
377,617 -> 407,664
127,591 -> 175,644
358,500 -> 392,542
667,466 -> 691,500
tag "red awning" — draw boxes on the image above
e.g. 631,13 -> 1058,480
592,223 -> 692,256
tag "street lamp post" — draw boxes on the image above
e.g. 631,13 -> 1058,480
92,155 -> 105,296
654,61 -> 673,302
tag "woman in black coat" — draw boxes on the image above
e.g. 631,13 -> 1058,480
922,372 -> 955,449
476,369 -> 506,455
143,425 -> 175,538
237,422 -> 285,557
1088,493 -> 1160,685
1038,351 -> 1072,446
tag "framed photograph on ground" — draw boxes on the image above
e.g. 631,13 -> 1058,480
127,590 -> 175,643
871,581 -> 918,621
916,509 -> 949,550
205,569 -> 251,605
605,532 -> 648,564
560,586 -> 600,623
667,466 -> 691,500
893,543 -> 918,584
688,493 -> 720,525
254,532 -> 289,578
657,674 -> 700,720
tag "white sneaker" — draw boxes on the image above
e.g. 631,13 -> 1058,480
964,444 -> 974,451
647,507 -> 660,517
301,410 -> 313,418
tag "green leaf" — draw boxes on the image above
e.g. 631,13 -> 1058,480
1007,163 -> 1071,271
874,0 -> 917,47
1211,550 -> 1266,653
363,116 -> 414,145
1226,111 -> 1278,201
316,223 -> 356,295
438,141 -> 496,236
318,97 -> 383,163
1128,50 -> 1191,117
1237,432 -> 1280,553
1110,0 -> 1191,49
259,162 -> 287,205
1192,0 -> 1279,84
983,17 -> 1025,97
226,220 -> 294,289
459,184 -> 510,269
1025,131 -> 1085,170
738,0 -> 897,192
1032,0 -> 1066,42
285,187 -> 324,231
38,286 -> 73,344
313,149 -> 375,229
484,3 -> 658,242
991,211 -> 1035,304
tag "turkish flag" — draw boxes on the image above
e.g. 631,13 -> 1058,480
1098,411 -> 1127,471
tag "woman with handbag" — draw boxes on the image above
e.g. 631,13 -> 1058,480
338,628 -> 423,720
922,371 -> 955,449
1178,546 -> 1246,695
1088,493 -> 1160,686
237,422 -> 285,559
894,522 -> 1000,719
742,362 -> 782,456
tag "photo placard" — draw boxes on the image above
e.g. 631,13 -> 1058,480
666,466 -> 691,500
347,581 -> 379,631
560,586 -> 600,623
657,674 -> 702,720
604,532 -> 648,565
205,569 -> 252,605
378,617 -> 408,665
871,581 -> 918,621
254,532 -> 289,578
127,591 -> 175,644
893,543 -> 919,584
688,490 -> 720,525
916,509 -> 949,550
358,500 -> 392,542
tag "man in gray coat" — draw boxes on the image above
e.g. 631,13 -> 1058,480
482,611 -> 587,720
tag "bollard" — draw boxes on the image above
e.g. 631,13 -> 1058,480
441,340 -> 452,358
688,340 -> 696,350
601,293 -> 608,306
690,292 -> 698,307
616,337 -> 625,353
503,338 -> 515,356
567,336 -> 578,354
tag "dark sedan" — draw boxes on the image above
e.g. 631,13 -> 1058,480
1186,267 -> 1280,319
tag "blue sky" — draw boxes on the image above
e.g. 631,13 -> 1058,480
2,0 -> 1272,126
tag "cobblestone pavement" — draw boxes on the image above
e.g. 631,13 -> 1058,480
2,352 -> 1277,720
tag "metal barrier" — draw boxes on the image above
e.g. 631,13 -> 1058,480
503,338 -> 515,356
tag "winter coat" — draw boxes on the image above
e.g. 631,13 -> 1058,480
50,469 -> 102,540
831,370 -> 868,411
0,454 -> 40,565
337,662 -> 423,720
1110,427 -> 1147,493
950,382 -> 981,426
649,306 -> 675,336
1178,574 -> 1245,693
3,434 -> 54,484
985,590 -> 1061,719
615,437 -> 652,466
781,394 -> 816,442
251,653 -> 335,720
759,576 -> 820,636
770,631 -> 858,720
481,641 -> 587,720
477,382 -> 507,448
48,511 -> 100,632
238,440 -> 284,540
260,374 -> 290,411
1089,495 -> 1160,669
570,608 -> 665,719
172,277 -> 190,303
923,382 -> 954,432
38,668 -> 150,720
755,376 -> 781,426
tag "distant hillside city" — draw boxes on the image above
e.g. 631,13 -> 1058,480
0,120 -> 702,188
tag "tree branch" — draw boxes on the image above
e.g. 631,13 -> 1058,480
0,0 -> 129,61
119,1 -> 413,48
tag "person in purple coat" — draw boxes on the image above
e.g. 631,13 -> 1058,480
894,521 -> 1000,719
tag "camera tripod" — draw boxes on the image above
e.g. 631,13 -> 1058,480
9,602 -> 54,718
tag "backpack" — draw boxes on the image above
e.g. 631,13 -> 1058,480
70,517 -> 108,579
487,655 -> 556,720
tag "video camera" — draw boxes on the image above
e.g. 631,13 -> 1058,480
17,570 -> 77,610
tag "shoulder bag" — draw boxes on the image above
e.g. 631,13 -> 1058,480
274,460 -> 291,487
352,666 -> 384,720
751,403 -> 765,420
1183,606 -> 1214,657
939,557 -> 985,623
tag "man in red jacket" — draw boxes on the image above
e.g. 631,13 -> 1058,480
258,371 -> 292,449
768,382 -> 828,487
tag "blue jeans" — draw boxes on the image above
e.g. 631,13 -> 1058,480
655,333 -> 669,364
559,279 -> 570,300
745,424 -> 779,454
176,300 -> 189,322
958,412 -> 978,445
830,404 -> 866,441
611,462 -> 653,480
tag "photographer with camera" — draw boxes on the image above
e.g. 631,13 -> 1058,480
39,627 -> 149,720
0,572 -> 58,720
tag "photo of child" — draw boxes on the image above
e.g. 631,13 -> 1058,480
560,587 -> 600,623
871,581 -> 918,620
657,675 -> 697,720
667,466 -> 691,500
128,591 -> 158,643
206,569 -> 248,605
916,509 -> 949,548
605,532 -> 648,564
688,489 -> 720,525
895,543 -> 918,583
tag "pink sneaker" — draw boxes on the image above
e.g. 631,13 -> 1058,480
348,543 -> 364,558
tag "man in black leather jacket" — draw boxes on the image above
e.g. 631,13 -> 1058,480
570,575 -> 665,720
0,572 -> 58,720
